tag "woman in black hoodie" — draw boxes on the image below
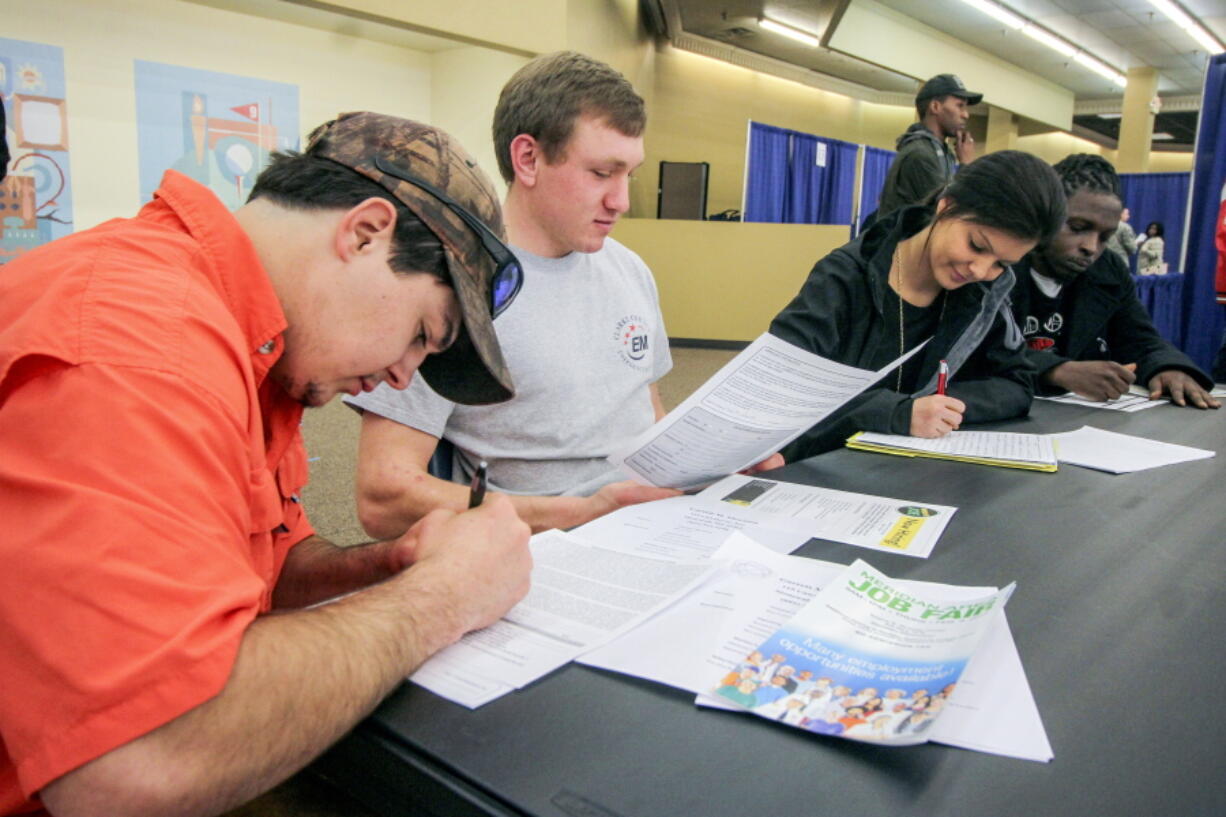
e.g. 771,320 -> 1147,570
771,150 -> 1065,459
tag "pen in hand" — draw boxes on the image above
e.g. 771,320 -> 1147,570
468,460 -> 488,509
937,359 -> 949,396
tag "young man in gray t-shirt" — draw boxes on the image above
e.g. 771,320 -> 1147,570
346,52 -> 683,537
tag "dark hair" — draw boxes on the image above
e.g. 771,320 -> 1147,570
1146,221 -> 1165,237
915,94 -> 948,119
248,151 -> 446,281
1051,153 -> 1122,200
927,150 -> 1066,246
493,51 -> 645,184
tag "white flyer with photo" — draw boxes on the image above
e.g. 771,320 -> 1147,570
695,474 -> 956,558
711,559 -> 1014,747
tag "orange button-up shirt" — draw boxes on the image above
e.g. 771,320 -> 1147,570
0,171 -> 314,814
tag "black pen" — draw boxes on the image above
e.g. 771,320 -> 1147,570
468,460 -> 488,509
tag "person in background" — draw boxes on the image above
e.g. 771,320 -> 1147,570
0,113 -> 534,816
347,51 -> 779,538
769,150 -> 1065,459
1136,220 -> 1166,275
1010,155 -> 1216,408
0,100 -> 9,182
1106,206 -> 1138,268
875,74 -> 982,221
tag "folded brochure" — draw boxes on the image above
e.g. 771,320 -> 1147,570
712,558 -> 1014,746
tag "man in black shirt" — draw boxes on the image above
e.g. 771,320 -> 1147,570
1011,154 -> 1217,408
876,74 -> 981,219
1,101 -> 10,183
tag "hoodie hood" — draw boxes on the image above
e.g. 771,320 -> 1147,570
895,122 -> 945,152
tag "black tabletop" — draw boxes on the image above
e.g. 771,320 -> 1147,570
314,400 -> 1226,817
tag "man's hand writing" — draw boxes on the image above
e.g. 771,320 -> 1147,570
1046,360 -> 1136,401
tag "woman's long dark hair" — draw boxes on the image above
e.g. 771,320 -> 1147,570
923,150 -> 1066,246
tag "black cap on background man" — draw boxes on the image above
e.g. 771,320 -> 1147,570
916,74 -> 983,108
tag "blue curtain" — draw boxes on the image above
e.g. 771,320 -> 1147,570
1119,172 -> 1189,274
745,123 -> 857,225
744,123 -> 790,223
1181,52 -> 1226,370
1133,273 -> 1184,346
856,146 -> 895,234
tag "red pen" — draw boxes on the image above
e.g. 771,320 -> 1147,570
937,360 -> 949,395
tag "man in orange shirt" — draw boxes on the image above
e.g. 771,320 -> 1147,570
0,112 -> 532,816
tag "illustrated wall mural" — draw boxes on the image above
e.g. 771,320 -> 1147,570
0,37 -> 74,264
134,60 -> 298,210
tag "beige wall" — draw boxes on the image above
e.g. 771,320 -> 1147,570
640,45 -> 916,218
1146,152 -> 1194,173
430,47 -> 530,201
612,219 -> 849,341
320,0 -> 563,55
1016,131 -> 1115,165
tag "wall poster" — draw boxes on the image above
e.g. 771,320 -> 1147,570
0,37 -> 74,264
134,60 -> 299,210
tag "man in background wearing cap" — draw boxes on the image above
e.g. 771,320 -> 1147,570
0,113 -> 532,815
876,73 -> 982,221
349,51 -> 768,538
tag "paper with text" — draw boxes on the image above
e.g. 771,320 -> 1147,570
609,333 -> 924,489
696,474 -> 956,558
571,494 -> 810,561
411,530 -> 716,707
849,430 -> 1057,471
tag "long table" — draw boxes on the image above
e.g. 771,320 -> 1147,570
312,399 -> 1226,817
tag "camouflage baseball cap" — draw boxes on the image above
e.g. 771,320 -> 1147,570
306,111 -> 515,405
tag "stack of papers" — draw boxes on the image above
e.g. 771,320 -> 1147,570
1052,425 -> 1215,473
846,430 -> 1058,472
580,534 -> 1052,762
411,530 -> 717,708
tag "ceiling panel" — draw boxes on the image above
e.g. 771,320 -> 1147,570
663,0 -> 1217,144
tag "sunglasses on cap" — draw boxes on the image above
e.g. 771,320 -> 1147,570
374,155 -> 523,318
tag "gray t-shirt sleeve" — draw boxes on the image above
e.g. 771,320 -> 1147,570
342,377 -> 456,439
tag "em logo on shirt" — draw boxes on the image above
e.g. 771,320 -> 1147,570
613,314 -> 652,370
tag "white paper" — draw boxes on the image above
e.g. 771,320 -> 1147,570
579,533 -> 843,692
929,613 -> 1053,761
853,430 -> 1057,467
571,494 -> 811,561
411,530 -> 717,704
1038,389 -> 1165,412
411,662 -> 516,709
1052,425 -> 1214,473
609,333 -> 924,489
696,474 -> 956,559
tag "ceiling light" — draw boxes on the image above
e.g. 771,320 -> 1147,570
1097,112 -> 1122,119
960,0 -> 1134,90
959,0 -> 1024,30
1151,132 -> 1175,140
1148,0 -> 1224,54
1074,52 -> 1127,87
760,17 -> 822,48
1021,23 -> 1076,57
